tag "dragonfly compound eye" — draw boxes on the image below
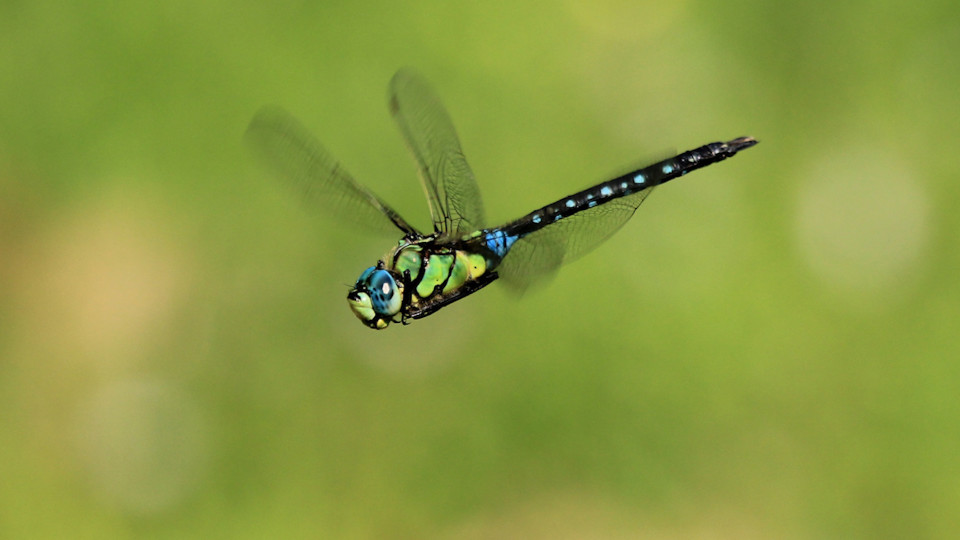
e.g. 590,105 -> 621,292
347,266 -> 400,328
368,269 -> 402,316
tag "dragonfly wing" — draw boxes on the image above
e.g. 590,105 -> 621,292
389,68 -> 485,235
246,106 -> 420,236
497,187 -> 655,291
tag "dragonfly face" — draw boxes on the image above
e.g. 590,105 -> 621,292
247,69 -> 757,329
346,266 -> 403,329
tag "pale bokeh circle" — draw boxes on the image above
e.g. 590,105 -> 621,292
73,378 -> 210,515
794,149 -> 930,295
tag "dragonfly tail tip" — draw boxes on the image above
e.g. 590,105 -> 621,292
728,136 -> 758,151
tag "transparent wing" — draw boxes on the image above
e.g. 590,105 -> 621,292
246,106 -> 420,236
389,68 -> 485,235
497,187 -> 655,290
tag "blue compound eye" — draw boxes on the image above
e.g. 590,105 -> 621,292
355,266 -> 376,288
367,269 -> 401,316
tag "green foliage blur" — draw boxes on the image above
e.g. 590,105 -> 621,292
2,1 -> 958,538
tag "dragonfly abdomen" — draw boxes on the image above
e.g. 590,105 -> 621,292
503,137 -> 757,239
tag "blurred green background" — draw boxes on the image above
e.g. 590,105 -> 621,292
2,1 -> 958,538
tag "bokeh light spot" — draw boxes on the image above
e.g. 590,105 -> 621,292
794,148 -> 930,295
72,378 -> 210,516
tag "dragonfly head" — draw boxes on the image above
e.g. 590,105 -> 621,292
347,265 -> 403,329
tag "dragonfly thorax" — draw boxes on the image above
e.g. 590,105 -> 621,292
345,237 -> 499,329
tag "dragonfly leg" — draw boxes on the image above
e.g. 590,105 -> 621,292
399,268 -> 415,325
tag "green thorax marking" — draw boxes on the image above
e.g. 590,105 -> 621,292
384,239 -> 488,303
392,244 -> 422,281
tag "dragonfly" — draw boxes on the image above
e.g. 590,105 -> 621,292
247,69 -> 757,329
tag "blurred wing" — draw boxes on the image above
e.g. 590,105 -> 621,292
497,187 -> 655,291
246,106 -> 420,236
389,68 -> 485,235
